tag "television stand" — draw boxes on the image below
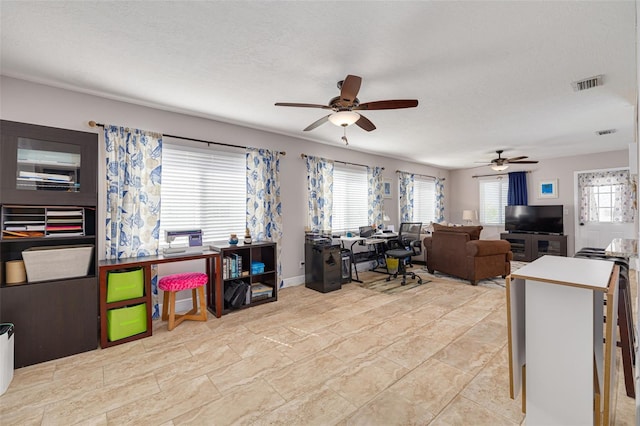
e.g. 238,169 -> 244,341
500,232 -> 567,262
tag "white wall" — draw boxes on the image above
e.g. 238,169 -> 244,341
635,1 -> 639,418
449,150 -> 630,255
2,76 -> 632,278
0,76 -> 450,286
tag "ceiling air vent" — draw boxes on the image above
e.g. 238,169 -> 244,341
596,129 -> 616,136
572,75 -> 603,92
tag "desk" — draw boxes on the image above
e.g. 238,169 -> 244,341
98,251 -> 222,348
507,256 -> 618,425
339,235 -> 397,282
340,236 -> 366,282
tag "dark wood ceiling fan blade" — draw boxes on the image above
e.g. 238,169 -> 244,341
355,114 -> 376,132
340,75 -> 362,105
509,160 -> 539,164
275,102 -> 332,109
355,99 -> 419,110
303,115 -> 330,131
506,156 -> 528,162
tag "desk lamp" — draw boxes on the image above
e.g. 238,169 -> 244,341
462,210 -> 477,225
382,213 -> 391,229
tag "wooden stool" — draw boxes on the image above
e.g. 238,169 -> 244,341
576,250 -> 636,398
159,272 -> 208,331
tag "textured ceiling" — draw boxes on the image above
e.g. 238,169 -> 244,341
0,1 -> 637,170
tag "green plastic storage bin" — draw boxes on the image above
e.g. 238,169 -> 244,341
107,303 -> 147,341
107,268 -> 144,303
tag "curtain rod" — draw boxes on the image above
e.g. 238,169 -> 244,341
88,121 -> 286,156
396,170 -> 445,181
300,153 -> 384,170
472,170 -> 532,178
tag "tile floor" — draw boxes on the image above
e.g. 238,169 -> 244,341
0,269 -> 636,425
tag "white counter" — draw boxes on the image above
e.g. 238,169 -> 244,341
508,255 -> 618,425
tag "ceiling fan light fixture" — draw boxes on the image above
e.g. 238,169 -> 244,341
328,111 -> 360,127
491,164 -> 509,171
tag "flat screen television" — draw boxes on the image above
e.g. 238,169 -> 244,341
505,205 -> 564,235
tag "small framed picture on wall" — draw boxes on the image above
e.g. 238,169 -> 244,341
383,179 -> 392,198
538,179 -> 558,198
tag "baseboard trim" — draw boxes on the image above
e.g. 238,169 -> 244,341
283,274 -> 305,288
163,261 -> 390,311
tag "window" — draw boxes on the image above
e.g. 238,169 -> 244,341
479,178 -> 509,225
592,185 -> 615,222
578,169 -> 634,223
412,177 -> 436,224
332,164 -> 368,233
159,143 -> 245,246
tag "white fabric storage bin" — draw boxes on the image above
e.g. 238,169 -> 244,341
0,323 -> 14,396
22,245 -> 93,282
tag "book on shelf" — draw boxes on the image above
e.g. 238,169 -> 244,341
222,254 -> 244,279
251,283 -> 273,298
223,256 -> 236,280
222,257 -> 227,279
235,253 -> 242,278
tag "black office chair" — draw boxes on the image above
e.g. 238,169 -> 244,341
385,222 -> 423,285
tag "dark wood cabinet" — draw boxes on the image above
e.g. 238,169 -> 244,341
500,233 -> 567,262
0,120 -> 98,367
0,277 -> 97,367
208,241 -> 277,316
0,120 -> 98,206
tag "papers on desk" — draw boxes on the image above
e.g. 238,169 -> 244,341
373,232 -> 397,238
365,238 -> 387,245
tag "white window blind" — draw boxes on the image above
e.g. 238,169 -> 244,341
332,164 -> 368,233
479,178 -> 509,225
160,143 -> 245,246
413,177 -> 436,224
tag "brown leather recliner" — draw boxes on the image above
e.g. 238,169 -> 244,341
423,224 -> 512,285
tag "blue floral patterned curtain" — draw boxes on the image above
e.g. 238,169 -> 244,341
367,166 -> 384,228
507,171 -> 528,205
246,148 -> 283,288
104,125 -> 162,318
435,178 -> 445,222
305,155 -> 334,233
398,172 -> 414,222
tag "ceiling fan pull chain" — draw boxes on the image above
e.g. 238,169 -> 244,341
341,126 -> 349,145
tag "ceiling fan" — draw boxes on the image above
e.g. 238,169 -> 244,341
480,150 -> 539,171
274,74 -> 418,142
